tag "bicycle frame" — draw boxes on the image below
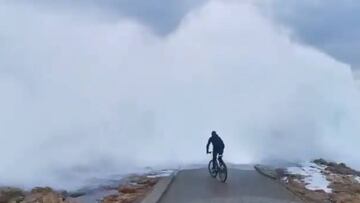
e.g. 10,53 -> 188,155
209,152 -> 223,171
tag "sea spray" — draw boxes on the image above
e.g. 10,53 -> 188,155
0,0 -> 359,189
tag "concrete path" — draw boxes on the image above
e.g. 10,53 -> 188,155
159,168 -> 302,203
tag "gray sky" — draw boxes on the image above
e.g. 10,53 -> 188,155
8,0 -> 207,34
6,0 -> 360,69
270,0 -> 360,70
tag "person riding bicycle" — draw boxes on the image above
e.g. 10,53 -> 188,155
206,131 -> 225,169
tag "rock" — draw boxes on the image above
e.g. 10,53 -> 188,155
313,159 -> 360,176
313,158 -> 329,166
102,176 -> 159,203
0,187 -> 25,203
329,174 -> 360,193
137,178 -> 157,187
24,187 -> 75,203
254,164 -> 279,179
330,192 -> 360,203
324,161 -> 360,176
30,187 -> 54,194
275,168 -> 287,177
279,159 -> 360,203
102,194 -> 137,203
67,191 -> 86,198
119,186 -> 137,194
119,177 -> 158,194
283,177 -> 329,203
118,194 -> 137,203
334,165 -> 359,176
102,194 -> 119,203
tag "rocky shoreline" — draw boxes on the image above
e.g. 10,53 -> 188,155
100,175 -> 158,203
0,187 -> 73,203
0,170 -> 173,203
256,159 -> 360,203
280,159 -> 360,203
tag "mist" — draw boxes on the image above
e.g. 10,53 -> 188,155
1,0 -> 360,189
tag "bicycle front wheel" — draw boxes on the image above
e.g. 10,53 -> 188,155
208,160 -> 217,178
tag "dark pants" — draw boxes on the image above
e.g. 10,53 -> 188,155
212,149 -> 223,169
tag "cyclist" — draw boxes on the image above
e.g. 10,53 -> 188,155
206,131 -> 225,169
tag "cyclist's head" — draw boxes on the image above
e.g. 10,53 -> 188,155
211,131 -> 217,137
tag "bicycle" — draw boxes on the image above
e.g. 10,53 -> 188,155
208,152 -> 228,182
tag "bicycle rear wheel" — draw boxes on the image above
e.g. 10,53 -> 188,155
218,162 -> 228,182
208,160 -> 217,178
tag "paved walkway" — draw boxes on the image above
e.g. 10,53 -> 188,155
159,168 -> 302,203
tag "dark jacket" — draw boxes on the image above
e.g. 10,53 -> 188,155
207,135 -> 225,153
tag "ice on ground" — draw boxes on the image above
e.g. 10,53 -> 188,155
286,162 -> 332,193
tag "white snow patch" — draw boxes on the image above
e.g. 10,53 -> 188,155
286,162 -> 332,193
355,176 -> 360,183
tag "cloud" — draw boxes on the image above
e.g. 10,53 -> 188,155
268,0 -> 360,69
1,0 -> 360,190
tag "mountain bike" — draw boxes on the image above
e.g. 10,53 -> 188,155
208,152 -> 228,182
